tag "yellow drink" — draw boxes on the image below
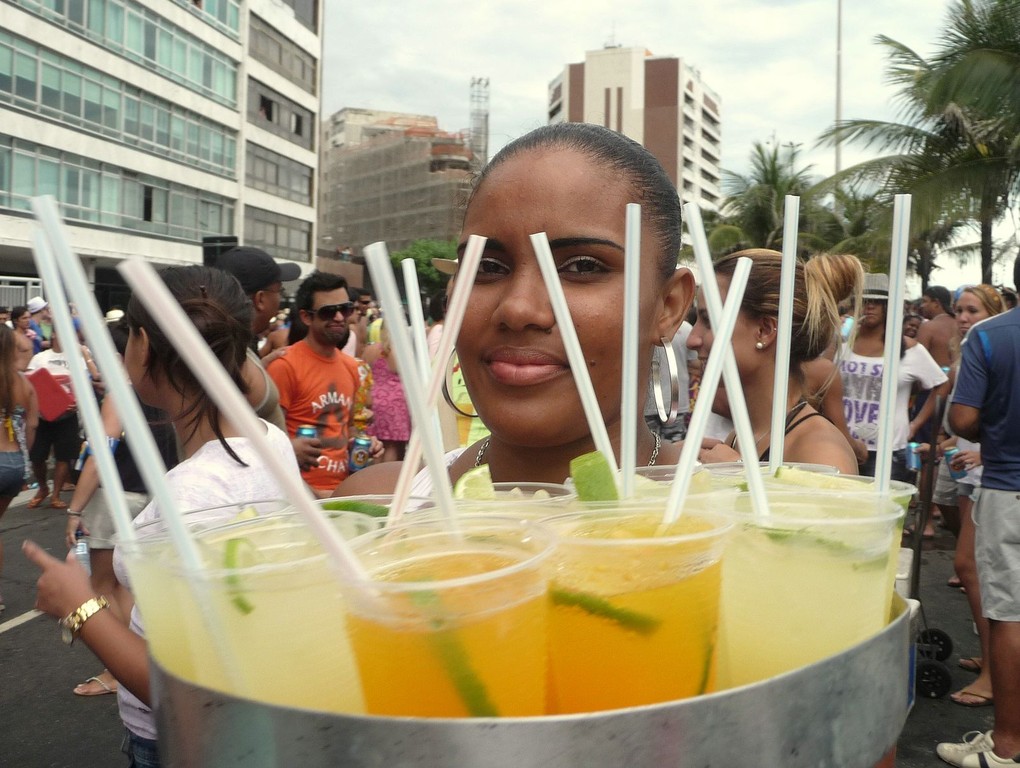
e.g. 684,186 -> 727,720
717,493 -> 904,688
342,516 -> 554,718
543,510 -> 730,714
123,505 -> 380,713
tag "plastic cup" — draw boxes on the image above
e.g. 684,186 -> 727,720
717,491 -> 905,689
539,505 -> 732,713
121,500 -> 382,713
340,515 -> 555,717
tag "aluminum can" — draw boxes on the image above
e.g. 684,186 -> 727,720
943,446 -> 968,480
905,442 -> 922,471
348,435 -> 373,473
296,425 -> 318,439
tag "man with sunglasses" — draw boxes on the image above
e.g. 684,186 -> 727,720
267,271 -> 382,495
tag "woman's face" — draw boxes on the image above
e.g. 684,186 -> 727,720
902,316 -> 921,338
686,274 -> 764,418
955,291 -> 992,334
454,146 -> 691,449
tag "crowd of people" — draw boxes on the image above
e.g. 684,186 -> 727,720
2,121 -> 1017,767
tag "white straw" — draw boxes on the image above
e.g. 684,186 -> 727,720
684,203 -> 771,521
620,204 -> 641,498
364,243 -> 458,525
875,194 -> 911,492
531,232 -> 619,478
769,195 -> 800,472
117,259 -> 368,583
29,229 -> 134,544
663,257 -> 752,523
386,237 -> 485,525
401,258 -> 431,379
32,197 -> 247,694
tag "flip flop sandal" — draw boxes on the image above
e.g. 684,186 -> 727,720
27,495 -> 48,509
74,675 -> 118,697
49,498 -> 69,510
958,656 -> 981,671
950,688 -> 994,707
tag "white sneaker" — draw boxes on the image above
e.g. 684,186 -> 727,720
937,731 -> 995,766
937,731 -> 1020,767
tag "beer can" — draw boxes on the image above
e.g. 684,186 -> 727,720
296,425 -> 318,439
348,435 -> 373,473
943,446 -> 968,480
906,442 -> 922,471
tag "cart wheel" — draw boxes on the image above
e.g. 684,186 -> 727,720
916,659 -> 953,699
917,628 -> 954,662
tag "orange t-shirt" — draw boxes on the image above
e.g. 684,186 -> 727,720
267,340 -> 361,491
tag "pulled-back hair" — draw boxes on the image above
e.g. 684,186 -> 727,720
126,265 -> 252,465
958,283 -> 1004,319
472,123 -> 681,281
294,271 -> 348,313
714,249 -> 863,367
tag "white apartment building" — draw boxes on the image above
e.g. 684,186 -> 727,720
548,46 -> 722,211
0,0 -> 321,306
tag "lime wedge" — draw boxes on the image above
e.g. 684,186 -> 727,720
453,466 -> 496,500
320,499 -> 389,517
224,537 -> 259,615
233,505 -> 259,522
772,466 -> 869,490
570,451 -> 618,502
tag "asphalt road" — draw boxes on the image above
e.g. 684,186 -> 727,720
0,486 -> 993,768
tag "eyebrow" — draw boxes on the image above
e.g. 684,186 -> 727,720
456,236 -> 625,256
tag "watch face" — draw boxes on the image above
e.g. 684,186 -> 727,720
61,622 -> 74,645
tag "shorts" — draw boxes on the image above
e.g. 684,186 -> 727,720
84,490 -> 148,549
932,461 -> 959,506
958,483 -> 979,502
0,451 -> 25,498
28,414 -> 81,463
972,487 -> 1020,621
860,450 -> 913,484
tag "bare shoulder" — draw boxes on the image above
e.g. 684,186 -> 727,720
787,415 -> 857,474
332,461 -> 404,497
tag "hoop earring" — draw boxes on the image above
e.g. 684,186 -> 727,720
651,337 -> 680,425
442,352 -> 478,419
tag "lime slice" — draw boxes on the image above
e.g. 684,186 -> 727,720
320,499 -> 389,517
233,505 -> 259,522
453,466 -> 496,500
772,466 -> 869,490
224,537 -> 259,615
570,451 -> 619,502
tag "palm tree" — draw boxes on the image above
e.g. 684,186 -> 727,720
712,141 -> 816,253
818,0 -> 1020,283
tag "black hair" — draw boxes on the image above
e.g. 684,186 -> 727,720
11,305 -> 28,321
428,290 -> 447,323
294,271 -> 349,313
471,123 -> 681,280
923,286 -> 953,315
126,265 -> 253,466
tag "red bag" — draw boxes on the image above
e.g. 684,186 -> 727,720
27,367 -> 76,421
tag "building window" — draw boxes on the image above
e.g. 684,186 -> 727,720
244,205 -> 312,262
248,79 -> 314,151
245,142 -> 313,204
249,14 -> 316,95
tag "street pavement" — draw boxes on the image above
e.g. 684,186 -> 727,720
0,486 -> 994,767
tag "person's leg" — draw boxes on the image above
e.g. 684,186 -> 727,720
988,619 -> 1020,758
952,494 -> 993,704
0,497 -> 11,609
49,461 -> 70,506
49,417 -> 80,508
28,420 -> 53,504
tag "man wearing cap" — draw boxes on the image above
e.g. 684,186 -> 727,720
213,247 -> 313,453
917,285 -> 960,369
938,269 -> 1020,766
839,272 -> 948,481
27,296 -> 51,354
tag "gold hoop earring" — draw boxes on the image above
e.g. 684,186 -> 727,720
442,352 -> 478,419
651,337 -> 680,425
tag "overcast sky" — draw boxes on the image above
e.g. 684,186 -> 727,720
321,0 -> 1013,288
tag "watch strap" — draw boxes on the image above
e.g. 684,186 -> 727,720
61,596 -> 110,644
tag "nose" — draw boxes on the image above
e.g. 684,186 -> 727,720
491,262 -> 557,333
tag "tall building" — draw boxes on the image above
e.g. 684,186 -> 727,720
319,108 -> 474,258
548,46 -> 722,211
1,0 -> 321,306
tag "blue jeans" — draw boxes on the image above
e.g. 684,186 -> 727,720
122,730 -> 160,768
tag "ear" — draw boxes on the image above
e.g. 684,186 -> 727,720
252,291 -> 268,313
134,326 -> 152,367
756,316 -> 778,348
654,267 -> 695,342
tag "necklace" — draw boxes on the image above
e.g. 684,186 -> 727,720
474,432 -> 662,468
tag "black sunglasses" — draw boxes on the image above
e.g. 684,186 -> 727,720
310,302 -> 356,320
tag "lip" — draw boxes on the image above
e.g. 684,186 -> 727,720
484,347 -> 569,386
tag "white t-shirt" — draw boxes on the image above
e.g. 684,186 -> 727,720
839,343 -> 948,451
113,422 -> 300,740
